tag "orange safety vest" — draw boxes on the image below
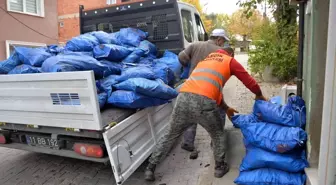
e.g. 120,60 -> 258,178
180,52 -> 232,105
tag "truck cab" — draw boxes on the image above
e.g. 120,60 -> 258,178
80,0 -> 208,54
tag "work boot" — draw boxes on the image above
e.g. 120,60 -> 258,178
214,161 -> 230,178
181,143 -> 195,152
144,163 -> 156,181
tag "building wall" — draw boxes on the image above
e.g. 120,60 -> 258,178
303,0 -> 330,167
0,0 -> 58,60
58,0 -> 144,43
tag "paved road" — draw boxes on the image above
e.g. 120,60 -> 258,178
0,54 -> 281,185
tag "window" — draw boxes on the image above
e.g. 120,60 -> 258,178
181,10 -> 194,43
5,40 -> 46,59
195,14 -> 206,41
107,0 -> 117,5
7,0 -> 44,17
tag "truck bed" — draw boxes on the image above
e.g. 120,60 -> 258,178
0,71 -> 132,131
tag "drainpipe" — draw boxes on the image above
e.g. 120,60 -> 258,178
79,5 -> 84,34
318,0 -> 336,184
297,0 -> 306,97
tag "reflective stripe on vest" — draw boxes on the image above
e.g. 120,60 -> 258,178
190,76 -> 222,91
179,52 -> 232,104
193,68 -> 226,83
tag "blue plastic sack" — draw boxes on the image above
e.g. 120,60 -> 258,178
114,78 -> 178,100
156,50 -> 182,79
270,96 -> 282,105
96,81 -> 108,109
8,64 -> 41,74
47,45 -> 65,54
99,75 -> 119,96
116,66 -> 156,82
99,60 -> 122,75
240,121 -> 307,153
93,44 -> 132,61
118,28 -> 148,47
108,90 -> 169,109
15,47 -> 52,67
234,168 -> 306,185
253,98 -> 306,127
139,40 -> 157,57
65,34 -> 100,52
122,49 -> 145,63
231,114 -> 258,128
0,52 -> 21,74
180,64 -> 190,79
109,32 -> 122,45
91,31 -> 111,44
240,147 -> 308,172
152,62 -> 175,85
41,52 -> 116,79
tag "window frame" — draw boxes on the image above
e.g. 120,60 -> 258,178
181,9 -> 195,43
6,0 -> 45,17
5,40 -> 46,59
194,13 -> 206,41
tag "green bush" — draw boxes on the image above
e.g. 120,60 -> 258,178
248,22 -> 298,81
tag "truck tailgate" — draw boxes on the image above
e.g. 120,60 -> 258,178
0,71 -> 104,130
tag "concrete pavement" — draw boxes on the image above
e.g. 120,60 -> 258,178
0,53 -> 283,185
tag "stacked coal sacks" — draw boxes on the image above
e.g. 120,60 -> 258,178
232,96 -> 308,185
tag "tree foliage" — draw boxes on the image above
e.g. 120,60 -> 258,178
181,0 -> 214,32
238,0 -> 298,81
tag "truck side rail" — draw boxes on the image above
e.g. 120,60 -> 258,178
0,72 -> 103,130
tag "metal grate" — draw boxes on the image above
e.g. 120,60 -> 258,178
50,93 -> 81,106
152,14 -> 168,40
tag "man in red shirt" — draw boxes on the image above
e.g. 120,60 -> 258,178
144,49 -> 266,181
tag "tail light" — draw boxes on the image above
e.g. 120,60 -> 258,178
0,134 -> 7,144
73,143 -> 104,158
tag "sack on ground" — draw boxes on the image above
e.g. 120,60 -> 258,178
231,114 -> 258,128
118,28 -> 148,47
0,52 -> 22,74
15,47 -> 52,67
96,81 -> 108,109
65,34 -> 99,52
108,90 -> 169,109
253,98 -> 306,127
99,60 -> 122,75
116,66 -> 156,82
240,147 -> 308,173
109,32 -> 122,45
93,44 -> 132,61
152,62 -> 176,85
8,64 -> 41,74
155,50 -> 182,79
234,168 -> 306,185
41,52 -> 116,79
241,121 -> 307,153
114,78 -> 178,100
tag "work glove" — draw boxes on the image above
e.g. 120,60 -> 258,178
226,107 -> 239,120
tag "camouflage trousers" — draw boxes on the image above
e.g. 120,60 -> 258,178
149,92 -> 226,165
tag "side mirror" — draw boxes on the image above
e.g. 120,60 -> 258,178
204,33 -> 209,41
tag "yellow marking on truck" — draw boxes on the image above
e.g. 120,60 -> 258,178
109,122 -> 117,127
26,124 -> 35,128
65,128 -> 75,132
0,122 -> 6,126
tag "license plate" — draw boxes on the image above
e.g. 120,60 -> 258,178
26,135 -> 59,149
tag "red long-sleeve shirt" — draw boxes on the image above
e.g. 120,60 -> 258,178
229,57 -> 262,96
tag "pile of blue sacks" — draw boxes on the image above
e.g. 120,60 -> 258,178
232,96 -> 309,185
0,28 -> 183,109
